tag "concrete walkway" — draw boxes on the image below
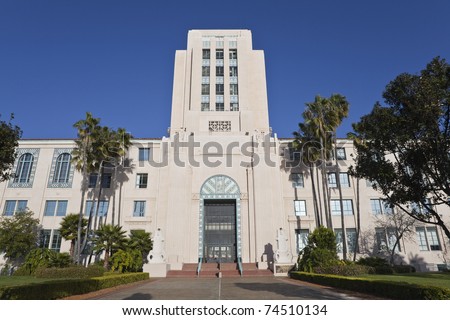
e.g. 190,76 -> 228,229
86,277 -> 377,300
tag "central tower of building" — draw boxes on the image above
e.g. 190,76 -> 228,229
170,29 -> 270,135
159,30 -> 284,274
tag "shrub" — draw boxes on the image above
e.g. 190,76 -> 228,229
356,256 -> 389,268
297,226 -> 338,272
111,249 -> 143,273
393,265 -> 416,273
0,272 -> 149,299
34,265 -> 105,279
290,272 -> 450,299
313,264 -> 374,276
14,248 -> 73,276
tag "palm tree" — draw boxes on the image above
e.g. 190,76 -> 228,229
294,94 -> 350,258
59,213 -> 87,259
93,224 -> 127,269
92,126 -> 132,229
71,112 -> 101,264
129,230 -> 153,264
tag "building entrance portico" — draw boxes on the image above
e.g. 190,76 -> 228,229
199,175 -> 242,264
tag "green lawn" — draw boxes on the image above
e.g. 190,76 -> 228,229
360,272 -> 450,290
0,276 -> 59,288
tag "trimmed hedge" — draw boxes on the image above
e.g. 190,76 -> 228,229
34,265 -> 105,279
290,271 -> 450,300
0,272 -> 149,300
313,264 -> 373,276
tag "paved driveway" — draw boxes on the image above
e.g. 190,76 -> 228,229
88,277 -> 375,300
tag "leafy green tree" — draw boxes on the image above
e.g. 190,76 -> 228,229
0,113 -> 22,182
297,226 -> 338,272
93,224 -> 127,269
350,57 -> 450,240
0,210 -> 41,266
129,230 -> 153,264
59,213 -> 88,260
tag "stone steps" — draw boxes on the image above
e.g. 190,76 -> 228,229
166,262 -> 273,278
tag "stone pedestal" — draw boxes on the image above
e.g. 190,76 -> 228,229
143,263 -> 167,277
273,263 -> 294,277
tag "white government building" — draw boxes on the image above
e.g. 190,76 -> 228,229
1,30 -> 449,276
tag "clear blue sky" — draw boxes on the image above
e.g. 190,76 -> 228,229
1,0 -> 449,139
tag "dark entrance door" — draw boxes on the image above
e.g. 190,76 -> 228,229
203,199 -> 236,263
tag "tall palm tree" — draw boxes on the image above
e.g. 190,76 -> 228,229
59,213 -> 87,259
294,94 -> 350,257
93,224 -> 127,269
71,112 -> 101,264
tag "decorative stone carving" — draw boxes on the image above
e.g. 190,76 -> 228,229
274,227 -> 292,263
148,228 -> 166,263
209,120 -> 231,132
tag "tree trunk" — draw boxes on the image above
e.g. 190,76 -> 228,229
334,133 -> 347,260
309,165 -> 320,228
353,178 -> 361,261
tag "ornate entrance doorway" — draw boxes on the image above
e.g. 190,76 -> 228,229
204,200 -> 236,263
199,175 -> 241,264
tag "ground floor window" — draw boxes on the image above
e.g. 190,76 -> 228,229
295,229 -> 309,253
334,228 -> 357,252
416,226 -> 441,251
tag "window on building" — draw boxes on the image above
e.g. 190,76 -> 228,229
370,199 -> 393,215
133,201 -> 146,217
416,226 -> 441,251
14,153 -> 34,183
53,153 -> 71,183
376,228 -> 400,252
202,49 -> 210,59
230,103 -> 239,111
88,173 -> 97,188
201,84 -> 210,95
336,148 -> 346,160
229,66 -> 238,77
229,49 -> 237,59
291,173 -> 304,188
44,200 -> 68,217
327,172 -> 350,188
202,40 -> 210,48
294,200 -> 307,216
216,84 -> 224,95
335,228 -> 357,253
216,103 -> 225,112
202,66 -> 210,76
411,199 -> 433,215
3,200 -> 27,216
216,66 -> 224,76
230,84 -> 239,95
40,229 -> 62,252
201,103 -> 210,111
51,230 -> 62,252
296,229 -> 309,253
330,199 -> 354,215
101,173 -> 112,188
139,148 -> 150,162
136,173 -> 148,189
40,229 -> 52,249
85,200 -> 109,217
216,49 -> 224,59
